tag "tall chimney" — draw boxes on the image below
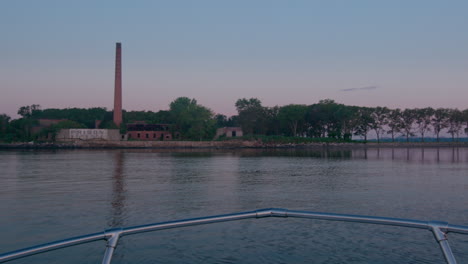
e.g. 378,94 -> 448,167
113,42 -> 122,127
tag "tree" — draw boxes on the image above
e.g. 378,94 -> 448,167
447,109 -> 463,142
431,108 -> 449,142
39,120 -> 85,141
152,110 -> 172,124
186,107 -> 216,140
8,118 -> 38,141
14,105 -> 42,140
0,114 -> 11,141
215,114 -> 228,128
169,97 -> 215,140
214,114 -> 239,128
463,109 -> 468,137
0,114 -> 10,133
386,108 -> 402,142
414,107 -> 434,142
278,104 -> 308,136
18,106 -> 31,118
306,99 -> 351,139
305,104 -> 325,138
400,109 -> 416,142
353,107 -> 373,141
370,107 -> 389,143
235,98 -> 267,135
17,104 -> 41,118
34,107 -> 107,128
337,105 -> 358,140
264,106 -> 280,135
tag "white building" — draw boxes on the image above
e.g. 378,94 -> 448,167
56,129 -> 121,141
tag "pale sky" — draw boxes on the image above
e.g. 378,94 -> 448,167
1,0 -> 467,119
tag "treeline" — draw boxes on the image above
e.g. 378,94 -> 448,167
231,98 -> 468,142
1,98 -> 468,142
0,97 -> 216,141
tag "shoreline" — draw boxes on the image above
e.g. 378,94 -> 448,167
1,140 -> 468,150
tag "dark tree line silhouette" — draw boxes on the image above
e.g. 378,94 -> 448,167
1,98 -> 467,142
226,98 -> 468,142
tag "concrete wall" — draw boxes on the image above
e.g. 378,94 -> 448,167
71,139 -> 260,148
214,127 -> 243,139
69,140 -> 468,149
57,129 -> 121,141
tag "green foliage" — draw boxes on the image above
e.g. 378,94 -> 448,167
414,107 -> 434,142
430,108 -> 450,142
123,110 -> 172,124
221,135 -> 352,144
32,107 -> 107,128
264,106 -> 280,136
8,117 -> 38,141
4,100 -> 468,144
17,104 -> 41,118
0,114 -> 12,142
54,120 -> 86,129
386,108 -> 402,142
38,120 -> 86,141
353,107 -> 374,141
0,114 -> 10,132
100,121 -> 118,129
169,97 -> 216,140
306,100 -> 358,139
215,114 -> 239,128
400,109 -> 417,142
369,107 -> 389,143
447,109 -> 463,141
463,109 -> 468,137
278,104 -> 308,136
235,98 -> 270,135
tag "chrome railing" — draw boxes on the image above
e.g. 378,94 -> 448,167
1,208 -> 467,264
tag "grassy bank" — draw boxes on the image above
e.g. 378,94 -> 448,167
220,135 -> 355,144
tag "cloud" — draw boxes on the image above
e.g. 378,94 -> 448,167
340,86 -> 378,92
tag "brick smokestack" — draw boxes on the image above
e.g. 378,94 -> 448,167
113,42 -> 122,127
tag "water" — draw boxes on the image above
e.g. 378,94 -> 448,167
1,148 -> 467,263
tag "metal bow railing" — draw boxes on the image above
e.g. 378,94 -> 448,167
1,208 -> 467,264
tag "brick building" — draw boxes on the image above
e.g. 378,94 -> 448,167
126,123 -> 173,141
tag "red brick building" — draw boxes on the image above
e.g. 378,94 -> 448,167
126,123 -> 173,141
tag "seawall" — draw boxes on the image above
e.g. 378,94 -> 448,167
1,140 -> 468,149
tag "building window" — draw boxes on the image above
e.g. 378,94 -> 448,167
137,133 -> 140,138
232,131 -> 237,137
146,133 -> 149,139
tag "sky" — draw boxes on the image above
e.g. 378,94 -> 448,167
1,0 -> 468,119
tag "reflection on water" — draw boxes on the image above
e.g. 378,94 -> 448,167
0,147 -> 467,264
351,147 -> 467,163
110,151 -> 126,228
199,147 -> 468,163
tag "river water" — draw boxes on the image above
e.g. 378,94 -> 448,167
1,147 -> 467,263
